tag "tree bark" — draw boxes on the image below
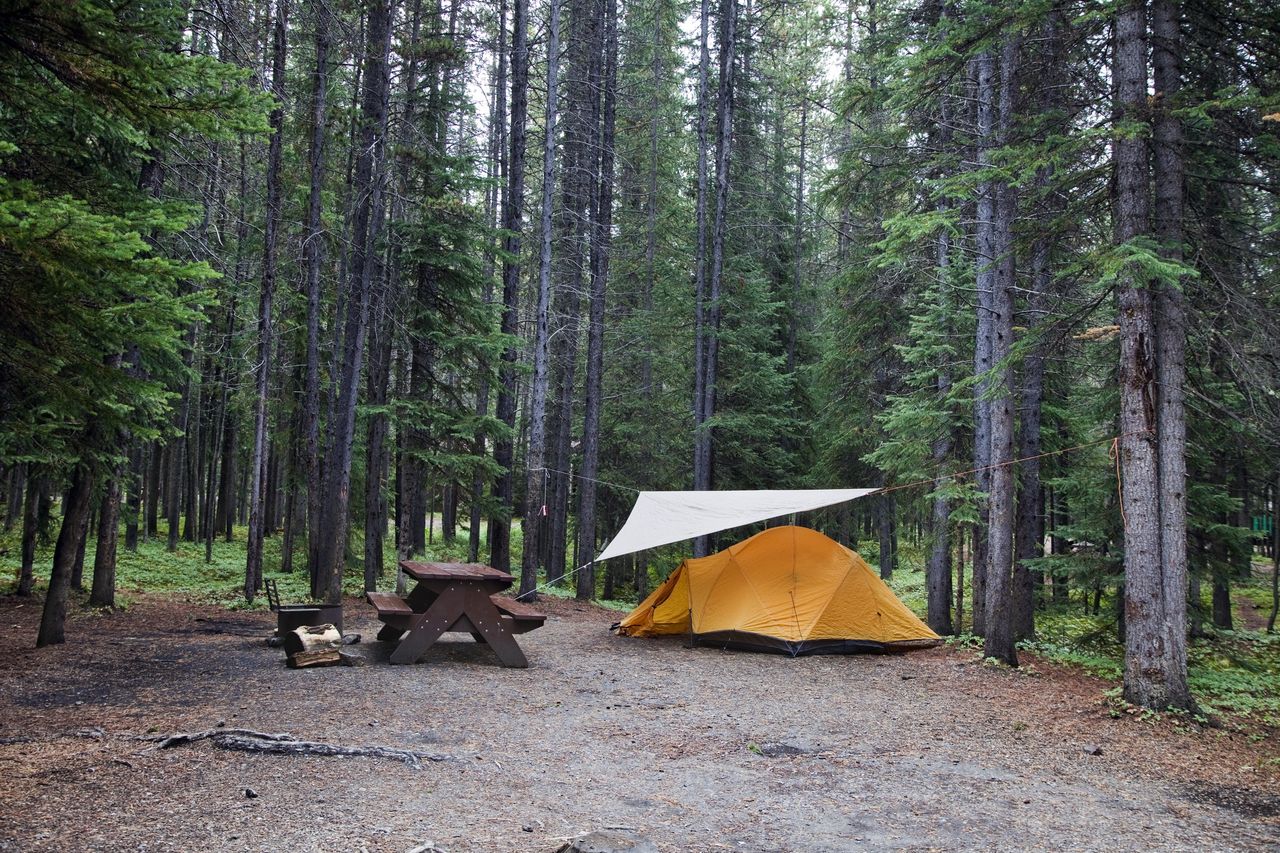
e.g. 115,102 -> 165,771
5,465 -> 24,533
969,48 -> 996,637
575,0 -> 617,600
546,0 -> 600,586
690,0 -> 712,557
316,0 -> 394,604
519,0 -> 562,599
984,33 -> 1019,667
37,460 -> 96,646
1268,470 -> 1278,633
878,492 -> 896,580
1012,6 -> 1066,642
927,48 -> 955,633
123,446 -> 142,552
70,489 -> 90,591
246,0 -> 289,602
1115,0 -> 1192,710
471,0 -> 507,564
1151,0 -> 1191,687
302,0 -> 332,583
363,298 -> 393,592
90,472 -> 122,607
693,0 -> 737,559
491,0 -> 529,574
18,472 -> 40,597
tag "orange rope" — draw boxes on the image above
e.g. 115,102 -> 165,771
1109,437 -> 1128,531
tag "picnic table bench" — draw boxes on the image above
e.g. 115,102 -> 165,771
367,561 -> 546,667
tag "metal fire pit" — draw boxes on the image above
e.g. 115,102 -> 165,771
265,579 -> 343,635
275,603 -> 343,636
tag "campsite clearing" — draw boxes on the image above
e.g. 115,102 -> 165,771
1,594 -> 1278,852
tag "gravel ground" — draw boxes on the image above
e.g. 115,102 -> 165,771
0,593 -> 1278,852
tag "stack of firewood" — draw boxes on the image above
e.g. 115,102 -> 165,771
282,624 -> 343,668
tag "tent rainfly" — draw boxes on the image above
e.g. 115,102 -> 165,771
615,525 -> 939,655
594,488 -> 878,563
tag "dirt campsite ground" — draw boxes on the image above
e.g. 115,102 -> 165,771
1,594 -> 1278,853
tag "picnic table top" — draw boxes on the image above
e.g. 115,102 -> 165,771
398,560 -> 515,584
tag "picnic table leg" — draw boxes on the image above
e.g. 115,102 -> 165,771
389,586 -> 469,665
377,624 -> 405,642
461,588 -> 529,668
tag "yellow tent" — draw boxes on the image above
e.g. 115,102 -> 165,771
615,525 -> 939,654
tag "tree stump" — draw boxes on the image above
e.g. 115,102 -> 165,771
282,623 -> 342,668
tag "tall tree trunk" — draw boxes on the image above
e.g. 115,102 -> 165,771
90,472 -> 122,607
471,0 -> 507,564
927,196 -> 954,633
145,443 -> 161,538
407,282 -> 432,557
984,33 -> 1019,667
363,274 -> 394,591
547,0 -> 600,586
183,378 -> 201,543
969,48 -> 996,637
219,421 -> 237,542
1268,469 -> 1278,633
1151,0 -> 1191,689
70,487 -> 91,591
693,0 -> 737,557
878,492 -> 896,580
166,398 -> 189,553
316,0 -> 394,604
1115,0 -> 1192,710
491,0 -> 528,574
575,0 -> 617,600
124,446 -> 142,552
37,459 -> 97,647
519,0 -> 563,599
394,349 -> 413,571
246,0 -> 289,601
18,472 -> 40,597
205,302 -> 235,564
5,465 -> 25,532
690,0 -> 712,558
923,0 -> 955,635
302,0 -> 332,583
1012,6 -> 1066,642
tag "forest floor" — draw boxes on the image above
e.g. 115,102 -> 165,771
1,593 -> 1279,852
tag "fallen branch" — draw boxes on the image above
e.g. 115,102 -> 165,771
211,733 -> 449,768
143,727 -> 450,769
143,728 -> 296,750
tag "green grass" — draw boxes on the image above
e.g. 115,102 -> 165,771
0,518 -> 511,610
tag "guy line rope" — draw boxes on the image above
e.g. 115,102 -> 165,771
519,429 -> 1151,599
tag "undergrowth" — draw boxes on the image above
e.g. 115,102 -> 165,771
883,546 -> 1280,731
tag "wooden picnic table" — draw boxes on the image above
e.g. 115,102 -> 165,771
366,561 -> 545,667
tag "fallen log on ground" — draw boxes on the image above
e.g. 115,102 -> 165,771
143,728 -> 451,768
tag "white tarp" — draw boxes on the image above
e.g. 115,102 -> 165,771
595,488 -> 879,563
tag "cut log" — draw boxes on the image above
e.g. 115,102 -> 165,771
288,648 -> 341,668
282,623 -> 341,668
282,623 -> 341,655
